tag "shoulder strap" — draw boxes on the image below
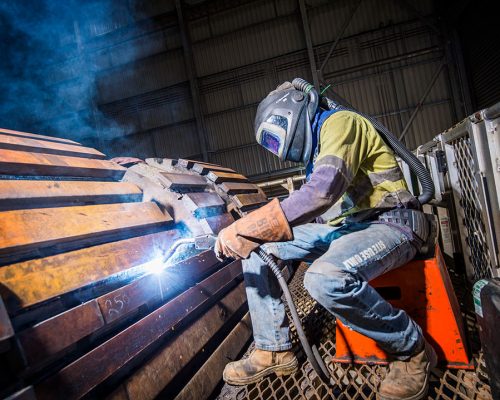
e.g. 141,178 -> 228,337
305,109 -> 339,180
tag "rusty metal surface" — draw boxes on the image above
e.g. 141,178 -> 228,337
18,300 -> 105,365
178,159 -> 219,169
160,172 -> 208,191
219,182 -> 259,195
0,129 -> 264,399
183,192 -> 226,219
95,249 -> 219,325
15,249 -> 220,368
175,313 -> 253,400
192,162 -> 235,175
217,263 -> 492,400
0,149 -> 126,179
0,128 -> 81,146
0,230 -> 182,313
0,180 -> 142,210
230,192 -> 268,211
109,274 -> 246,400
207,171 -> 249,184
33,260 -> 243,400
0,202 -> 172,265
0,133 -> 106,159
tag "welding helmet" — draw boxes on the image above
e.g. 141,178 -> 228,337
255,79 -> 319,164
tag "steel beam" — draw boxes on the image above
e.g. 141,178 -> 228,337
399,60 -> 445,141
397,0 -> 441,36
298,0 -> 320,88
443,28 -> 472,120
175,0 -> 209,162
318,0 -> 362,75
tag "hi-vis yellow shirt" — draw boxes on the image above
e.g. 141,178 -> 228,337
280,110 -> 418,226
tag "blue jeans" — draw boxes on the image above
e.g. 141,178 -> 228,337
242,221 -> 424,359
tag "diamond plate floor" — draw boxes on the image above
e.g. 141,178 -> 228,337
216,263 -> 492,400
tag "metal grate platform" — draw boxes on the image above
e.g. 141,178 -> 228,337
216,263 -> 492,400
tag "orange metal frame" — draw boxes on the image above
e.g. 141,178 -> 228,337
333,244 -> 473,369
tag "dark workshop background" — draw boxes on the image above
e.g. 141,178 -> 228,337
0,0 -> 498,180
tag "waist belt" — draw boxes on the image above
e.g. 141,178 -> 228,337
377,209 -> 430,242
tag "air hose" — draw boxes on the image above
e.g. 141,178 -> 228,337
257,249 -> 335,386
291,77 -> 435,205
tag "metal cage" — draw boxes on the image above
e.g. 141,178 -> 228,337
415,103 -> 500,281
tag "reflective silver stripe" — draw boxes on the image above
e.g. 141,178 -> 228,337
374,189 -> 416,209
367,166 -> 404,186
315,155 -> 354,182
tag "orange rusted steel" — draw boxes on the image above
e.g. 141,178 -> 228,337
120,281 -> 247,400
334,244 -> 472,369
0,133 -> 106,159
0,149 -> 126,178
219,181 -> 259,195
230,192 -> 268,211
0,128 -> 81,145
0,180 -> 142,210
0,230 -> 182,313
191,161 -> 234,175
206,170 -> 249,183
0,202 -> 172,264
177,158 -> 221,169
159,172 -> 208,191
18,300 -> 105,365
33,260 -> 242,400
17,250 -> 221,366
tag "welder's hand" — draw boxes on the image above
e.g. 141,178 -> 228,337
213,198 -> 293,260
214,229 -> 240,261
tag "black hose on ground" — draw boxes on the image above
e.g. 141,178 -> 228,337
257,249 -> 334,386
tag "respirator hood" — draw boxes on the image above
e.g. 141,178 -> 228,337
254,80 -> 318,164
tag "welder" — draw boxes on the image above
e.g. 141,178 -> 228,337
215,79 -> 436,400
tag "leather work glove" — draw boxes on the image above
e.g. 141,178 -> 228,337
214,198 -> 293,260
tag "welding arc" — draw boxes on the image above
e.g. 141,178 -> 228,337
257,249 -> 334,386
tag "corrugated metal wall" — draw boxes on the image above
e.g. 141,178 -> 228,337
35,0 -> 463,178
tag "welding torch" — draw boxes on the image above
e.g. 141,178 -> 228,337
161,234 -> 218,266
162,234 -> 333,386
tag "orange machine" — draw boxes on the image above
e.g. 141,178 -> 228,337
334,244 -> 472,369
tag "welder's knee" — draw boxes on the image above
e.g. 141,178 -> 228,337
303,261 -> 358,308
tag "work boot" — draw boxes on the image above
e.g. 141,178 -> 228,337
223,348 -> 298,385
378,340 -> 438,400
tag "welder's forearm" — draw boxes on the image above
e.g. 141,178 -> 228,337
280,165 -> 349,226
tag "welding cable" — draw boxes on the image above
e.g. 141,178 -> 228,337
257,249 -> 334,386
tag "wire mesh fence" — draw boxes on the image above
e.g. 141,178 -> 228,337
449,135 -> 495,281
